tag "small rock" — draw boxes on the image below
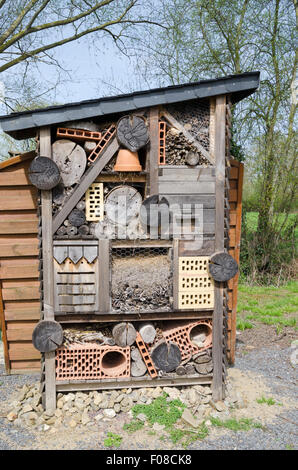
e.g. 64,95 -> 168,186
209,400 -> 226,412
57,398 -> 64,409
81,412 -> 92,425
136,413 -> 147,422
152,387 -> 162,399
103,409 -> 116,419
94,414 -> 103,422
69,419 -> 77,428
114,404 -> 121,413
55,409 -> 62,418
43,409 -> 55,418
21,404 -> 33,414
43,424 -> 50,432
181,409 -> 200,428
187,389 -> 198,405
94,395 -> 103,406
46,416 -> 56,425
153,423 -> 165,432
7,411 -> 18,421
65,393 -> 75,403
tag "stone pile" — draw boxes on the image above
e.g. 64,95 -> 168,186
6,381 -> 246,432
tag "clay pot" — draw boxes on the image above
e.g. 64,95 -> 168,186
113,149 -> 142,172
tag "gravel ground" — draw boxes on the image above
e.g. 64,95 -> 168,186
0,338 -> 297,451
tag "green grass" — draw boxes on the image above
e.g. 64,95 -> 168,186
104,432 -> 123,448
210,417 -> 264,431
123,420 -> 144,433
131,393 -> 186,427
237,280 -> 298,330
256,396 -> 283,406
245,212 -> 297,234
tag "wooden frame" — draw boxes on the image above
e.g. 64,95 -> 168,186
40,126 -> 56,411
212,95 -> 226,401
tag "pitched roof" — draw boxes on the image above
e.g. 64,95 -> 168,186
0,71 -> 260,140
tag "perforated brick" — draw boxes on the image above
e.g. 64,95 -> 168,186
178,291 -> 214,309
88,125 -> 116,163
135,332 -> 157,378
56,343 -> 130,381
158,121 -> 166,165
85,182 -> 104,222
162,320 -> 212,360
179,256 -> 210,274
57,127 -> 102,142
179,274 -> 214,291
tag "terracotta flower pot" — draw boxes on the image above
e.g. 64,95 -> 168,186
113,148 -> 142,172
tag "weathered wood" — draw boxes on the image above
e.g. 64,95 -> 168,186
138,322 -> 156,344
159,167 -> 215,181
28,157 -> 61,190
116,115 -> 149,152
52,139 -> 87,187
52,183 -> 65,205
40,126 -> 56,412
151,341 -> 181,372
159,181 -> 215,194
212,95 -> 226,402
78,224 -> 89,235
66,225 -> 78,236
161,109 -> 213,164
173,239 -> 179,310
112,322 -> 137,347
0,187 -> 38,211
52,138 -> 119,234
131,359 -> 147,377
209,251 -> 238,282
98,239 -> 110,313
176,365 -> 186,375
32,320 -> 63,352
148,107 -> 159,196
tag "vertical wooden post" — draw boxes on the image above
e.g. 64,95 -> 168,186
172,238 -> 179,310
212,95 -> 226,402
98,239 -> 110,313
148,107 -> 159,196
0,281 -> 10,373
40,126 -> 56,411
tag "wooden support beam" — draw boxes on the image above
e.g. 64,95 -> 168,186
52,138 -> 119,234
212,95 -> 226,402
161,109 -> 214,164
40,126 -> 56,411
148,107 -> 159,195
98,239 -> 111,313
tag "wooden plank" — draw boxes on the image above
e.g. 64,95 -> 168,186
148,107 -> 159,195
98,239 -> 110,313
0,187 -> 37,210
4,303 -> 40,321
2,285 -> 40,300
172,239 -> 179,310
0,260 -> 39,279
159,181 -> 215,194
56,375 -> 212,392
212,95 -> 226,402
229,189 -> 237,202
0,241 -> 39,257
161,109 -> 214,164
57,284 -> 96,295
58,295 -> 96,305
0,220 -> 38,234
52,138 -> 119,234
8,343 -> 40,360
0,151 -> 36,170
10,360 -> 40,371
6,322 -> 37,341
161,194 -> 216,209
40,126 -> 56,412
159,167 -> 215,181
178,239 -> 215,256
0,280 -> 10,372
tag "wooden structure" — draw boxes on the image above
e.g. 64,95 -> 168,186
0,72 -> 259,409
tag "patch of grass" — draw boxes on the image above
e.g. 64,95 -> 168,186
236,318 -> 254,331
147,430 -> 156,436
123,419 -> 144,433
237,281 -> 298,330
285,444 -> 294,450
131,393 -> 186,427
124,393 -> 209,449
104,432 -> 123,448
210,417 -> 263,431
256,396 -> 283,406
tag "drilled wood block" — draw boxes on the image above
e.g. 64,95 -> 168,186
85,182 -> 104,222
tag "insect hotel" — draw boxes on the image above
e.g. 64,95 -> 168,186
0,72 -> 260,410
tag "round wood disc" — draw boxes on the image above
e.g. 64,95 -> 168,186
117,115 -> 149,152
105,186 -> 142,225
151,341 -> 181,372
208,252 -> 238,282
32,320 -> 64,353
52,139 -> 86,187
28,156 -> 61,190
